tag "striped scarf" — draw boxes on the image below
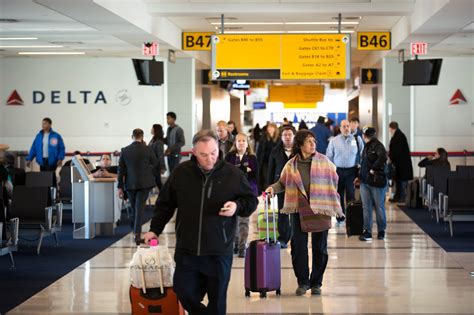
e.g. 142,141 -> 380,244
279,153 -> 342,216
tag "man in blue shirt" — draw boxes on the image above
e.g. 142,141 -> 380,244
26,117 -> 65,172
309,116 -> 332,154
326,120 -> 364,221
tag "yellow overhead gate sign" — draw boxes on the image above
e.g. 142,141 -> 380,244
182,32 -> 214,51
211,33 -> 350,80
357,32 -> 391,50
268,85 -> 324,109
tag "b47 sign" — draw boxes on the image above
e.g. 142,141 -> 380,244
357,32 -> 391,51
182,32 -> 213,51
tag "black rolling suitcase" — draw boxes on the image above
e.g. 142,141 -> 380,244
345,200 -> 364,236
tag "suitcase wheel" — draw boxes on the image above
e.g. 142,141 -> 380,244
245,289 -> 251,298
259,290 -> 267,298
276,288 -> 281,296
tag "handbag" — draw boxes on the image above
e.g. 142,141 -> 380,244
297,194 -> 331,233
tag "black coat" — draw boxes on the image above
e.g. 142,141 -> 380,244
360,138 -> 388,186
117,141 -> 158,190
149,157 -> 258,256
257,136 -> 278,167
267,141 -> 291,209
389,129 -> 413,181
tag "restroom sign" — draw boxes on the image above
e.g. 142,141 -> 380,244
410,42 -> 427,55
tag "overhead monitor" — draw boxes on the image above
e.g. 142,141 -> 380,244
132,59 -> 164,86
402,58 -> 442,86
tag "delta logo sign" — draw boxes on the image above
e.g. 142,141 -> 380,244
6,89 -> 107,106
449,89 -> 467,105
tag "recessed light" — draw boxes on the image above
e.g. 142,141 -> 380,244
0,45 -> 63,48
0,37 -> 38,40
18,52 -> 85,55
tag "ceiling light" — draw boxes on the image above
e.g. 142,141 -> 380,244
286,21 -> 359,25
18,52 -> 85,55
0,37 -> 38,40
0,45 -> 63,48
211,22 -> 283,25
211,21 -> 359,26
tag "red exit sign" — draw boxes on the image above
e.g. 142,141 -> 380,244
143,42 -> 159,56
411,42 -> 428,55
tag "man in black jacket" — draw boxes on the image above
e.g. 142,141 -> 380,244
144,129 -> 258,315
165,112 -> 186,173
357,127 -> 388,241
117,129 -> 158,245
388,121 -> 413,202
266,125 -> 295,247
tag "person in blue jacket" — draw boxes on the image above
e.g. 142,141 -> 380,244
26,117 -> 65,172
309,116 -> 332,154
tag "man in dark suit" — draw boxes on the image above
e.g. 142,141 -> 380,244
117,129 -> 158,245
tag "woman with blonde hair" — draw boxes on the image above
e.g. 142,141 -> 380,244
225,133 -> 259,257
266,130 -> 344,296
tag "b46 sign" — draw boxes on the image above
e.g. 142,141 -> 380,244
357,32 -> 391,51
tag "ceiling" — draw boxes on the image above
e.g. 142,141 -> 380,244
0,0 -> 472,69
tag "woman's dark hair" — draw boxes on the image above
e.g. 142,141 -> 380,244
227,120 -> 239,136
437,147 -> 448,162
292,130 -> 316,157
152,124 -> 164,142
298,120 -> 308,130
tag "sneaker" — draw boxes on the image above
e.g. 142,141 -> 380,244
377,231 -> 385,240
359,230 -> 372,241
233,245 -> 239,254
295,285 -> 309,296
311,286 -> 321,295
238,249 -> 246,258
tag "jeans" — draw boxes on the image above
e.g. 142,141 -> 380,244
360,183 -> 387,232
174,252 -> 233,315
127,189 -> 151,236
167,154 -> 181,173
336,167 -> 358,214
290,214 -> 329,288
394,180 -> 408,201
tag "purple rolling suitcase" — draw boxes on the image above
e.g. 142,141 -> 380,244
244,193 -> 281,298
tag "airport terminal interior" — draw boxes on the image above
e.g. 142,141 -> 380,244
0,0 -> 473,314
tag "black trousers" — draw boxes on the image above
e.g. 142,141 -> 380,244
167,154 -> 181,173
126,189 -> 150,236
277,193 -> 291,244
336,166 -> 358,213
173,252 -> 233,315
290,214 -> 329,288
39,158 -> 57,172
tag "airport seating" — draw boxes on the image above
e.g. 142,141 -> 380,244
25,171 -> 60,211
443,176 -> 474,236
9,186 -> 63,254
456,165 -> 474,178
1,197 -> 19,268
58,166 -> 72,210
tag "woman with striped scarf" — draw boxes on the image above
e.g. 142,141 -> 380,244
266,130 -> 344,296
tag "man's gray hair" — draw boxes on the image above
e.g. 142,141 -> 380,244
192,129 -> 219,146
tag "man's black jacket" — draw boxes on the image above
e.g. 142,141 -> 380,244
150,156 -> 258,256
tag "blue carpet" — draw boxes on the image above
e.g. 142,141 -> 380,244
401,206 -> 474,252
0,206 -> 154,314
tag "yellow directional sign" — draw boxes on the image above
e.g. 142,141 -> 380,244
182,32 -> 214,51
357,32 -> 391,51
268,85 -> 324,103
211,33 -> 351,80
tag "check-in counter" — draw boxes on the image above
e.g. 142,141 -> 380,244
71,156 -> 120,239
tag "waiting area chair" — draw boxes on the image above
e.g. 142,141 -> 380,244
443,176 -> 474,237
0,218 -> 19,268
10,186 -> 63,254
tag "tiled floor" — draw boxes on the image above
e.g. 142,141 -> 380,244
8,200 -> 474,314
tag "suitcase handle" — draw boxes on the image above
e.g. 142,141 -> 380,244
262,192 -> 278,244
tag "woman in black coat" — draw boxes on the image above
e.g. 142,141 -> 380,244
388,122 -> 413,202
418,148 -> 450,168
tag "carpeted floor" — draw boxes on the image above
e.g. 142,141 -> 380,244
401,206 -> 474,252
0,206 -> 154,314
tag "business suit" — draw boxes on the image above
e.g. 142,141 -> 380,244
118,141 -> 158,240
